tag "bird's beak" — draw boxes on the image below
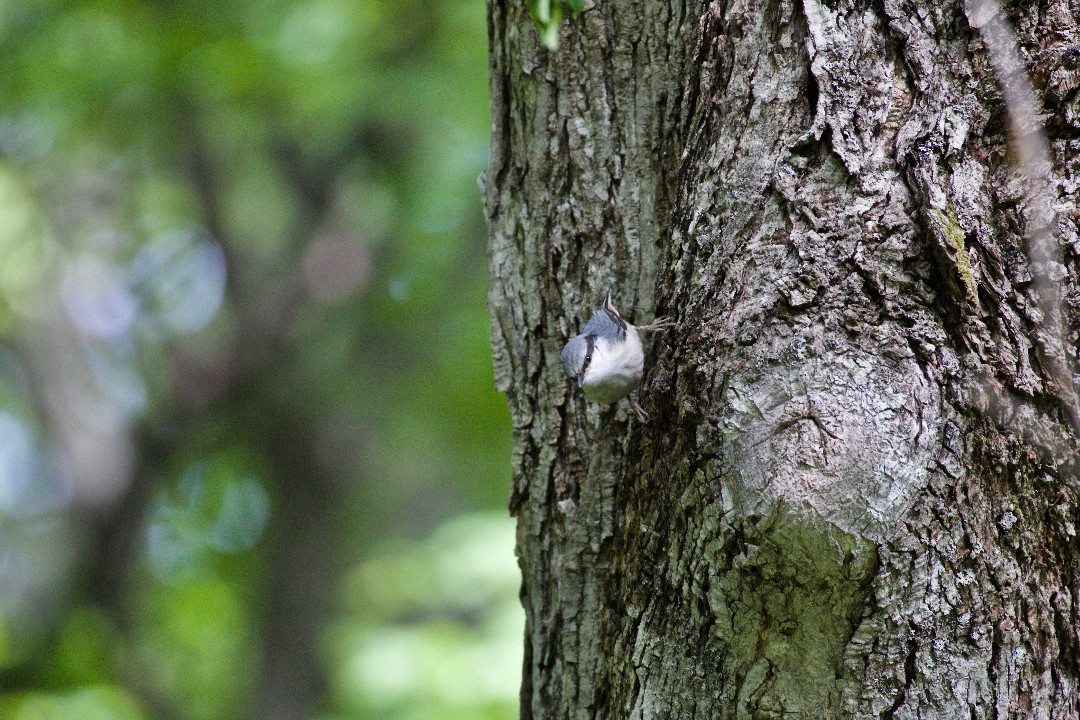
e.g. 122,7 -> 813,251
577,373 -> 585,387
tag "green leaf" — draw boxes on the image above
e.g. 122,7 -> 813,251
525,0 -> 567,50
540,2 -> 562,49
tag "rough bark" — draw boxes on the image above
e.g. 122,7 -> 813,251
483,0 -> 1080,717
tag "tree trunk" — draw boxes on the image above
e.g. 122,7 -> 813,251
483,0 -> 1080,716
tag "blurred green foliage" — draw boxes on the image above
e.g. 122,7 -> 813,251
0,1 -> 517,719
329,515 -> 521,720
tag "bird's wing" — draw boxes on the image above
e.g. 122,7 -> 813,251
581,306 -> 626,342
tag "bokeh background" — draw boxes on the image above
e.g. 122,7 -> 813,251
0,1 -> 519,719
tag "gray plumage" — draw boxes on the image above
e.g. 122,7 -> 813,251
560,293 -> 674,422
561,293 -> 626,384
580,300 -> 626,343
560,334 -> 593,386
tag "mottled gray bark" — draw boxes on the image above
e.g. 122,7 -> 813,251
483,0 -> 1080,717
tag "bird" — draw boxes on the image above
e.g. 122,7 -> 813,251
560,293 -> 674,422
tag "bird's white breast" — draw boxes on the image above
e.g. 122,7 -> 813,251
580,327 -> 644,404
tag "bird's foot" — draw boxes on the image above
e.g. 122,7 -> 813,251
636,316 -> 675,332
627,398 -> 650,424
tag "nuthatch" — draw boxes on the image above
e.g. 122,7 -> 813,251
560,293 -> 674,422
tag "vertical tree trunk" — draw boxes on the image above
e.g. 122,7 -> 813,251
483,0 -> 1080,716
